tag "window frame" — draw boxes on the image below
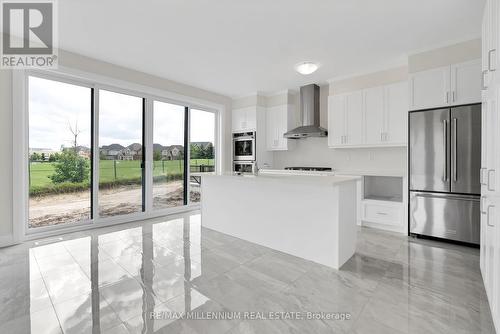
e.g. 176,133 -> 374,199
13,67 -> 223,240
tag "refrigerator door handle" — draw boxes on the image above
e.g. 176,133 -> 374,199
443,119 -> 448,181
453,118 -> 457,182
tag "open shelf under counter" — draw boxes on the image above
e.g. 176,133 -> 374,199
360,175 -> 406,233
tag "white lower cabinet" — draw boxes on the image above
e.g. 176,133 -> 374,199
481,195 -> 499,322
361,200 -> 403,228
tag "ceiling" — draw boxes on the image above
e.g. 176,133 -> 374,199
59,0 -> 484,98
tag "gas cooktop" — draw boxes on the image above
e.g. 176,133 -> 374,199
284,167 -> 333,172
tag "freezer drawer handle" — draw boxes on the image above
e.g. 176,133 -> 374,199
413,192 -> 480,201
481,196 -> 487,215
487,205 -> 495,227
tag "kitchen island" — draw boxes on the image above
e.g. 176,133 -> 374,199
201,173 -> 360,269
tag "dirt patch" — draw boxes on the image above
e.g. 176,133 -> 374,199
28,181 -> 195,228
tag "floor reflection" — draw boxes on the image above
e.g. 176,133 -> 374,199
3,212 -> 210,333
0,212 -> 496,334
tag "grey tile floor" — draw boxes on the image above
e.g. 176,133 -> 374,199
0,212 -> 495,333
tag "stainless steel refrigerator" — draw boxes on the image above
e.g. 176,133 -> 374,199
409,104 -> 481,244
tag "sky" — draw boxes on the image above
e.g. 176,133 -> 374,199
29,76 -> 216,151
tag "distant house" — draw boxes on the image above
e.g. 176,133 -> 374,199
100,144 -> 125,160
100,143 -> 143,160
29,148 -> 56,161
160,145 -> 184,160
75,146 -> 91,159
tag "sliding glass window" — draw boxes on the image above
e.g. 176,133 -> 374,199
25,73 -> 218,233
189,109 -> 216,203
152,101 -> 186,209
28,76 -> 92,229
98,90 -> 144,217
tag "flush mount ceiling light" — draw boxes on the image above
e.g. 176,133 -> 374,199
295,62 -> 319,75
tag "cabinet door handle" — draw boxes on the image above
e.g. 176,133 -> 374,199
488,49 -> 496,71
488,169 -> 495,191
487,205 -> 495,227
376,212 -> 388,216
452,91 -> 456,103
480,167 -> 487,185
481,196 -> 486,214
482,70 -> 488,90
445,91 -> 449,104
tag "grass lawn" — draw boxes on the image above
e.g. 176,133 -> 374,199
29,159 -> 214,188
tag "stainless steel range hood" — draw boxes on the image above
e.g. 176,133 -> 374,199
284,84 -> 327,139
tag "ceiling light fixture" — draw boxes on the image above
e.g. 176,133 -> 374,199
295,61 -> 319,75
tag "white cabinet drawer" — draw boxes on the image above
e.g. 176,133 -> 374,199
362,200 -> 403,226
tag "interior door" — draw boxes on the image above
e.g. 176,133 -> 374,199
409,108 -> 450,192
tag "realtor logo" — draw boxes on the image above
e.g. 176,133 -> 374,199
1,0 -> 58,68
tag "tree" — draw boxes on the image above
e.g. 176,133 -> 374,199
68,121 -> 83,152
153,150 -> 162,161
49,150 -> 89,184
41,153 -> 46,161
30,152 -> 41,161
204,143 -> 214,159
49,152 -> 60,162
190,143 -> 202,159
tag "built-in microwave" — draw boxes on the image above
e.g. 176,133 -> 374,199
233,161 -> 256,174
233,131 -> 256,161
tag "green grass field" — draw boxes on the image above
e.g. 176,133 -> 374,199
29,159 -> 214,188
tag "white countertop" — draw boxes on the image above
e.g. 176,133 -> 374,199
203,173 -> 361,187
334,170 -> 406,177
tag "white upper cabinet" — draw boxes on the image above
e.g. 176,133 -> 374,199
363,87 -> 385,145
409,60 -> 482,110
451,60 -> 483,106
265,104 -> 294,151
345,91 -> 364,145
328,95 -> 346,147
232,106 -> 256,132
328,81 -> 408,148
409,66 -> 451,110
328,92 -> 363,147
384,81 -> 408,144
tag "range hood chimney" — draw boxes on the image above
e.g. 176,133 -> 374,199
284,84 -> 327,139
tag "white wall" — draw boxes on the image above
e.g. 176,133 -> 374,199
0,47 -> 232,244
408,38 -> 481,73
273,138 -> 406,174
272,67 -> 408,174
0,69 -> 13,238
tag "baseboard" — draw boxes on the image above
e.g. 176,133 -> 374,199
360,221 -> 405,234
0,234 -> 15,248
